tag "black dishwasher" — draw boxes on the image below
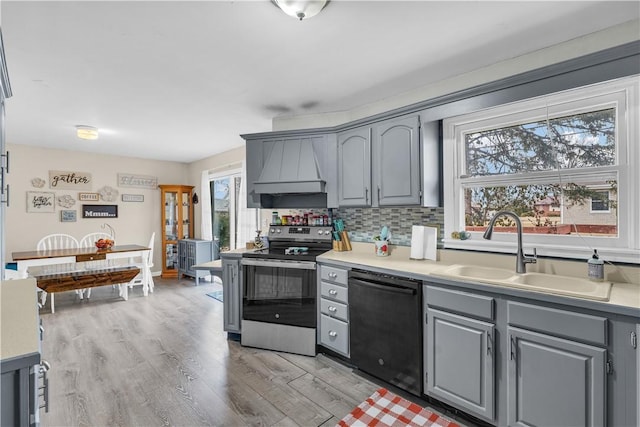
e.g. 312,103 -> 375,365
348,269 -> 422,396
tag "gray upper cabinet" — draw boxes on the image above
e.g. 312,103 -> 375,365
373,115 -> 421,206
337,115 -> 421,207
337,127 -> 371,207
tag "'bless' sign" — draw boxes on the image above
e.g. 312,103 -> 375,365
49,170 -> 92,190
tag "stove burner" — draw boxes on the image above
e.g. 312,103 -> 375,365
285,246 -> 309,255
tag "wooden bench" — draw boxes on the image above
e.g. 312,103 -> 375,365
32,266 -> 140,311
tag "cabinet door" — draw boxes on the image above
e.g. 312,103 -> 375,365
222,259 -> 241,333
373,115 -> 421,205
507,326 -> 606,427
338,127 -> 371,207
426,308 -> 495,421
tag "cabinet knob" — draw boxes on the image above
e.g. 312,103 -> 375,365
328,306 -> 337,312
328,331 -> 338,338
329,272 -> 337,278
328,289 -> 338,295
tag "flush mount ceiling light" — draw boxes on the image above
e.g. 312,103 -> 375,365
272,0 -> 329,20
75,125 -> 99,140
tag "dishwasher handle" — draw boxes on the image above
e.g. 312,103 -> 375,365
349,277 -> 416,295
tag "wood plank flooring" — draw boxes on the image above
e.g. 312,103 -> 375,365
39,277 -> 472,427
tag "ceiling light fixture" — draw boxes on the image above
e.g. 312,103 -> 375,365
272,0 -> 329,21
76,125 -> 99,140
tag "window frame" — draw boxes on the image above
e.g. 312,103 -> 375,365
590,190 -> 611,214
443,76 -> 639,263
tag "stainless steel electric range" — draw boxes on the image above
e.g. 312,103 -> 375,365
240,225 -> 333,356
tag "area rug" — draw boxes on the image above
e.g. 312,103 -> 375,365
337,388 -> 460,427
206,290 -> 223,302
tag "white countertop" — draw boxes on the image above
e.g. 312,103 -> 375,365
318,242 -> 640,312
1,278 -> 40,361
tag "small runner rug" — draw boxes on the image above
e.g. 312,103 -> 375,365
206,290 -> 223,302
337,388 -> 460,427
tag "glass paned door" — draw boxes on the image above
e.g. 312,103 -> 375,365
211,178 -> 230,252
164,191 -> 178,241
181,192 -> 191,239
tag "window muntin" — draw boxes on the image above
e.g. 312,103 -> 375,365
444,77 -> 638,263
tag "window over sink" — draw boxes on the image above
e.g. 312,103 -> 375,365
443,76 -> 639,263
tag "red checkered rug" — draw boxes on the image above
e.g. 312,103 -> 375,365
337,388 -> 460,427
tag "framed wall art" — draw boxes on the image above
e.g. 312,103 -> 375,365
49,170 -> 92,190
122,194 -> 144,202
82,204 -> 118,218
117,173 -> 158,189
78,192 -> 99,202
60,210 -> 77,222
27,191 -> 55,213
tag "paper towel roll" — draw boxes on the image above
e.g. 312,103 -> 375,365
423,226 -> 438,261
410,225 -> 425,259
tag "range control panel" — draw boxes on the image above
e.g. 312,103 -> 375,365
268,225 -> 333,242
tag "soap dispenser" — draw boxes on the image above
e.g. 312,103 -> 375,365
587,249 -> 604,282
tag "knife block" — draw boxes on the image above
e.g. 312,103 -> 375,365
332,231 -> 352,252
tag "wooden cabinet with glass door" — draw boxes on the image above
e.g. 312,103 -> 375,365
159,185 -> 194,278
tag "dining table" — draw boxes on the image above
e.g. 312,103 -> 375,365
12,245 -> 152,311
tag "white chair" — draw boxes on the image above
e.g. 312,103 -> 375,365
36,234 -> 80,312
125,232 -> 155,294
79,232 -> 114,298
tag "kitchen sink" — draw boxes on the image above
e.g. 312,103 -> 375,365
434,264 -> 515,281
506,273 -> 613,301
434,264 -> 612,301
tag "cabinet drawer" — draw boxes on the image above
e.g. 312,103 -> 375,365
75,253 -> 106,262
320,314 -> 349,356
426,285 -> 494,321
320,266 -> 348,285
321,281 -> 348,304
508,301 -> 607,346
320,298 -> 348,322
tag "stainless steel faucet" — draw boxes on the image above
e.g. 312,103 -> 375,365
483,211 -> 537,274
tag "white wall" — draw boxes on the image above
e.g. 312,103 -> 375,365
187,145 -> 246,238
5,144 -> 188,273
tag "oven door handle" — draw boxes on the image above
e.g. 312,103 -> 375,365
241,258 -> 317,270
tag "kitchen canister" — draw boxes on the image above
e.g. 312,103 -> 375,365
374,240 -> 389,256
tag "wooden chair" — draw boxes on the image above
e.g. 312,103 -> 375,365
36,234 -> 80,311
126,232 -> 155,294
79,232 -> 114,298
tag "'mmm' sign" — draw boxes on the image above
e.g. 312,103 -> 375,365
82,204 -> 118,218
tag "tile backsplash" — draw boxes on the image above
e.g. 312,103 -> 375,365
334,207 -> 444,246
273,206 -> 444,246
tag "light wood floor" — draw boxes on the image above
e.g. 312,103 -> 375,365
39,276 -> 472,427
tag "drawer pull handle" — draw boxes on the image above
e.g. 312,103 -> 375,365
328,289 -> 338,296
329,272 -> 337,278
328,331 -> 338,338
328,306 -> 337,312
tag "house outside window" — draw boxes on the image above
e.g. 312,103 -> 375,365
590,190 -> 611,213
443,76 -> 639,263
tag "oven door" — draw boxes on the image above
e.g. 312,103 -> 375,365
241,258 -> 317,328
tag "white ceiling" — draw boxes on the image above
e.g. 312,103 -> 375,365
2,1 -> 638,163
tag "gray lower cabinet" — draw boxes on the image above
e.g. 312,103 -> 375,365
178,239 -> 215,285
222,257 -> 241,333
318,264 -> 350,356
424,284 -> 495,422
507,326 -> 606,427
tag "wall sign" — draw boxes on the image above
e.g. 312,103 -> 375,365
122,194 -> 144,202
82,204 -> 118,218
27,191 -> 55,213
49,170 -> 92,190
78,192 -> 99,202
117,173 -> 158,189
60,210 -> 77,222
